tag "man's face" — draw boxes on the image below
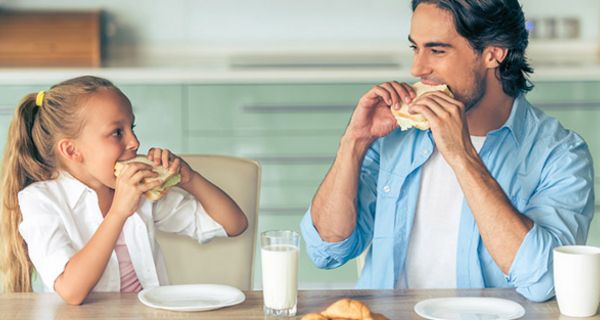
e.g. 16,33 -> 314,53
409,3 -> 487,111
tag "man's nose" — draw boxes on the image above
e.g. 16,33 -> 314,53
411,52 -> 432,78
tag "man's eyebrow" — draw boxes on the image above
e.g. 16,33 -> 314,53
408,35 -> 453,48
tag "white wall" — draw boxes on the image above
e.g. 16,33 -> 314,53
2,0 -> 598,48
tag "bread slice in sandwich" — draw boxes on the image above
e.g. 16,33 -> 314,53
114,155 -> 181,201
391,81 -> 453,131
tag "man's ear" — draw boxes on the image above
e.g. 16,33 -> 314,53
56,138 -> 83,163
484,46 -> 509,68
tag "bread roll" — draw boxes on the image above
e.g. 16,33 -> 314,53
321,298 -> 372,320
300,298 -> 388,320
391,81 -> 453,131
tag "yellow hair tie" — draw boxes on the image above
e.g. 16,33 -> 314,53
35,91 -> 45,107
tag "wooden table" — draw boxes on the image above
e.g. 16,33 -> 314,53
0,288 -> 587,319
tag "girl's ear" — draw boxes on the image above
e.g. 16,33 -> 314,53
56,138 -> 83,163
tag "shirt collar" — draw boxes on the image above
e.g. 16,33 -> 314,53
57,171 -> 93,208
487,94 -> 528,146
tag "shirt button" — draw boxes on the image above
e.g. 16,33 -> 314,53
383,185 -> 391,193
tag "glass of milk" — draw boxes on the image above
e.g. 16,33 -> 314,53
261,230 -> 300,317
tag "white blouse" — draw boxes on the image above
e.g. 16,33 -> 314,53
18,171 -> 227,292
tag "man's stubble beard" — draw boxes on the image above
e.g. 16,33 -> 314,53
454,69 -> 487,113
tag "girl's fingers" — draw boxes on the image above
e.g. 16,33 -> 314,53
161,149 -> 171,168
169,157 -> 181,174
119,162 -> 152,179
130,169 -> 159,185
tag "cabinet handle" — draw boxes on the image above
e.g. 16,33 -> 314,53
0,106 -> 14,116
537,101 -> 600,109
243,105 -> 354,114
253,156 -> 334,164
260,207 -> 308,215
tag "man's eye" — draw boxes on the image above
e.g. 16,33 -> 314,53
431,48 -> 445,54
409,45 -> 418,52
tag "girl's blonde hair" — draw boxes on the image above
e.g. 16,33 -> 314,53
0,76 -> 125,292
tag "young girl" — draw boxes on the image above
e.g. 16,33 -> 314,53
0,76 -> 248,304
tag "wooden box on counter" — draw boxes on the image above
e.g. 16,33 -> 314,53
0,10 -> 101,67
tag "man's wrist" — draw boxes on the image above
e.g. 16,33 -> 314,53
340,132 -> 373,160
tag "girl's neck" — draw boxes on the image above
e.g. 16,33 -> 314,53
63,166 -> 114,217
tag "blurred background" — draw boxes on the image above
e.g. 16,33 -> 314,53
0,0 -> 599,290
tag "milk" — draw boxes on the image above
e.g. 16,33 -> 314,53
261,244 -> 299,310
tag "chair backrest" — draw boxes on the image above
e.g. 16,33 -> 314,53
155,154 -> 260,290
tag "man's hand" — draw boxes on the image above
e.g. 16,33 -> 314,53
346,81 -> 416,142
409,91 -> 477,166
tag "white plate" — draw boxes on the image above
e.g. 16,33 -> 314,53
414,297 -> 525,320
138,284 -> 246,312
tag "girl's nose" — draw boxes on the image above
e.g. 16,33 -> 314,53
127,133 -> 140,151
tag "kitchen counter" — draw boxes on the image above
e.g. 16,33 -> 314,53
2,61 -> 600,85
1,42 -> 599,85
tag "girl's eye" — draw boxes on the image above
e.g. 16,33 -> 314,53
131,124 -> 136,131
113,129 -> 123,137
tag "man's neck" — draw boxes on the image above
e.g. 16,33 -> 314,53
466,71 -> 514,136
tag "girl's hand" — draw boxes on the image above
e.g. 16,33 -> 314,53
147,148 -> 194,186
111,162 -> 161,218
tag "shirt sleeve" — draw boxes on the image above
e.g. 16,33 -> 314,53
507,137 -> 595,302
153,187 -> 228,243
300,140 -> 380,269
18,188 -> 77,292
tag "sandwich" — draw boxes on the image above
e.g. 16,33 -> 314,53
114,155 -> 181,201
301,298 -> 388,320
391,81 -> 453,131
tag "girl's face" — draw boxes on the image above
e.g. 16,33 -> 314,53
74,88 -> 139,189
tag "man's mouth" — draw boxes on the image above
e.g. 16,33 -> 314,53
420,79 -> 444,86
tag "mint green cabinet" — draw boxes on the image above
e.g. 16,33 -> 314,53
119,85 -> 184,154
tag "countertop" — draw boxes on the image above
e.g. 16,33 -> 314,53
1,42 -> 599,85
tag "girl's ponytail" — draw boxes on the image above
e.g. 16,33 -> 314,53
0,94 -> 51,292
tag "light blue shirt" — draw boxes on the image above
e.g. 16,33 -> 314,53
300,95 -> 595,302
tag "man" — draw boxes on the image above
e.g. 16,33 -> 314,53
300,0 -> 594,302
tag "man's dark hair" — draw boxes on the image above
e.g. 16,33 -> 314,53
411,0 -> 534,97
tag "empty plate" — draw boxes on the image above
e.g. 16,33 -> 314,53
414,297 -> 525,320
138,284 -> 245,312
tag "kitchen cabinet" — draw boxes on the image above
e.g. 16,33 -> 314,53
1,79 -> 599,288
119,85 -> 184,154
